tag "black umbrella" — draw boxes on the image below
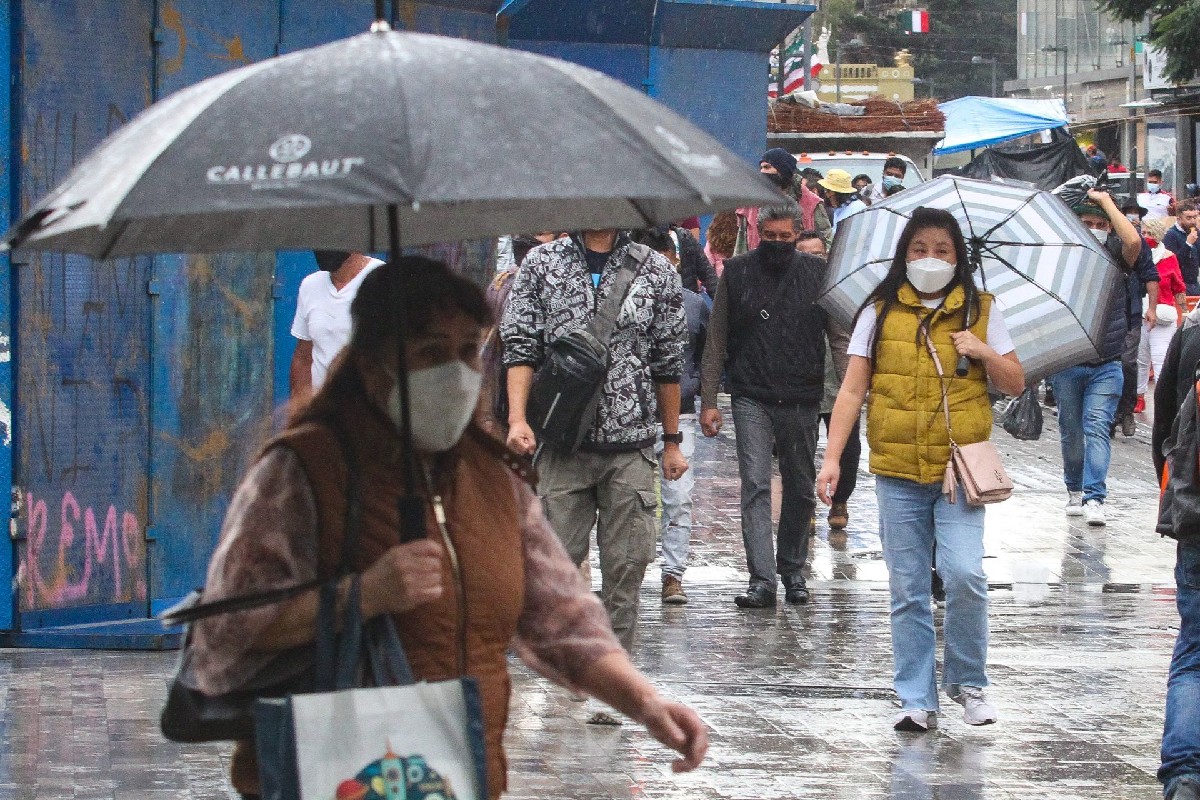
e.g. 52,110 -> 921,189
5,16 -> 781,542
4,30 -> 777,258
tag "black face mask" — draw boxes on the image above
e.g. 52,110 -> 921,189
758,240 -> 795,269
765,171 -> 791,189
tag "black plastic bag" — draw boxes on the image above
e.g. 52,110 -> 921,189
1050,173 -> 1099,208
1000,388 -> 1043,441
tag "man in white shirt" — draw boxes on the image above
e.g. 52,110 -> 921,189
289,250 -> 381,400
1137,169 -> 1175,220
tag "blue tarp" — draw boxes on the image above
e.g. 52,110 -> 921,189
935,96 -> 1069,155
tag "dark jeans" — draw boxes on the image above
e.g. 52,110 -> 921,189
1161,541 -> 1200,796
1117,325 -> 1142,420
820,412 -> 861,504
731,396 -> 819,589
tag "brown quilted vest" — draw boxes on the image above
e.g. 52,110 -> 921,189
236,393 -> 529,800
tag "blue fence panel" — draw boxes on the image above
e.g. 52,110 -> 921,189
147,1 -> 282,611
279,0 -> 380,52
0,2 -> 14,631
397,4 -> 496,41
650,47 -> 767,165
507,40 -> 647,90
16,1 -> 155,625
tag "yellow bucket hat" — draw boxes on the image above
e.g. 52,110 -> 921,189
818,168 -> 856,195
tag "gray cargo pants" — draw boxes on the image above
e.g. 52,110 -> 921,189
536,446 -> 658,653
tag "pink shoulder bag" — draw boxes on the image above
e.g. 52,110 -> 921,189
924,334 -> 1013,506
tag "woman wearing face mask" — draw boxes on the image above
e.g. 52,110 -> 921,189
816,208 -> 1025,733
188,258 -> 708,799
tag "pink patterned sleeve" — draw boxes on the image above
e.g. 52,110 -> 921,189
510,477 -> 624,691
187,447 -> 319,696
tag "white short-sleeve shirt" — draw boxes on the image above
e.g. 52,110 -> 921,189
1137,191 -> 1173,220
847,296 -> 1015,359
290,259 -> 382,388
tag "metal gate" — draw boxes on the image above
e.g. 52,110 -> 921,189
16,1 -> 156,628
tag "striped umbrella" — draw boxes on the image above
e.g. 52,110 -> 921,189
821,174 -> 1123,383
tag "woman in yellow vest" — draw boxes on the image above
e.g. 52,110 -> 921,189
816,208 -> 1025,732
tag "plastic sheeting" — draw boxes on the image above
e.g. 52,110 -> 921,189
951,128 -> 1096,191
935,96 -> 1069,155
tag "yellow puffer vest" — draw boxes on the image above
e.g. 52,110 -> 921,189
867,284 -> 995,484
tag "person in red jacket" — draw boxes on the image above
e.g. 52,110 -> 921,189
1138,235 -> 1189,411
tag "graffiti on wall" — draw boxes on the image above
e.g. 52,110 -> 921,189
22,491 -> 146,607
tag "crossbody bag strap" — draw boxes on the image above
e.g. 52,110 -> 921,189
585,242 -> 651,349
160,419 -> 363,627
923,331 -> 963,503
922,330 -> 956,444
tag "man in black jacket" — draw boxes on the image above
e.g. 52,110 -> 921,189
1150,310 -> 1200,800
1164,199 -> 1200,296
699,204 -> 849,608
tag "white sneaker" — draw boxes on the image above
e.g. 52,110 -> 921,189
951,687 -> 997,725
1084,499 -> 1106,526
893,709 -> 937,732
1065,491 -> 1084,516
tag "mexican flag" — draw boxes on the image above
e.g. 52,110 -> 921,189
902,8 -> 930,34
768,33 -> 815,99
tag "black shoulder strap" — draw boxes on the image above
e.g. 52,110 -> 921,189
586,242 -> 651,348
160,420 -> 362,627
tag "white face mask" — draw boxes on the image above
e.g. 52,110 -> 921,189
906,257 -> 956,294
387,361 -> 482,452
1147,183 -> 1162,194
1090,227 -> 1110,243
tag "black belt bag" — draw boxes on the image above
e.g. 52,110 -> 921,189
527,243 -> 650,453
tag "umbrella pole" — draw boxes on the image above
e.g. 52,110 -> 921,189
388,202 -> 429,543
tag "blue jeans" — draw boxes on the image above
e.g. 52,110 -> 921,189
876,475 -> 990,711
1161,541 -> 1200,797
656,418 -> 697,578
1047,361 -> 1124,503
731,396 -> 819,589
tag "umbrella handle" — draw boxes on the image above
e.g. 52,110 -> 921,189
956,355 -> 970,377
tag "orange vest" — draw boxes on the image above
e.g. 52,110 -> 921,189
233,394 -> 530,800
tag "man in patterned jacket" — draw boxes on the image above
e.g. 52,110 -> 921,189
501,229 -> 687,664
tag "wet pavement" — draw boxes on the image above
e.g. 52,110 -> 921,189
0,398 -> 1181,799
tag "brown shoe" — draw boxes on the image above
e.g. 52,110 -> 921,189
662,575 -> 688,605
828,501 -> 849,530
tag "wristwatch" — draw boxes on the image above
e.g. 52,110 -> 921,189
661,431 -> 684,444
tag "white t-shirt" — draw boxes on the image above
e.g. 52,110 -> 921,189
291,259 -> 382,388
848,296 -> 1015,359
1137,190 -> 1173,220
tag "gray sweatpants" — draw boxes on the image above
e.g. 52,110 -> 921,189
536,446 -> 658,653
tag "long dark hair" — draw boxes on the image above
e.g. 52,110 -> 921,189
856,207 -> 979,365
292,256 -> 491,427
